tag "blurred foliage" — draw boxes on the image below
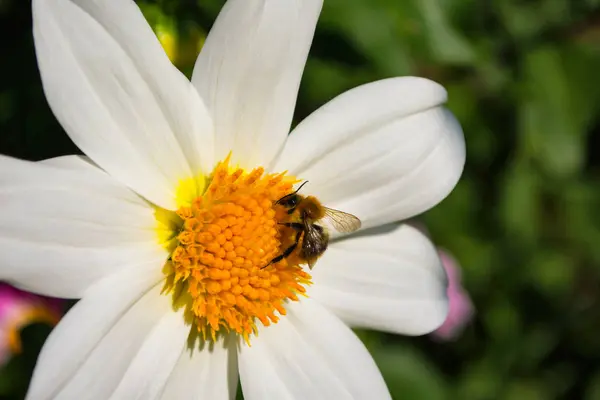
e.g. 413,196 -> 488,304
1,0 -> 600,399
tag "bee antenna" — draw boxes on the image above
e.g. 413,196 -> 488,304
295,181 -> 309,193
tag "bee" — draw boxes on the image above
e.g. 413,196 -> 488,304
266,182 -> 361,269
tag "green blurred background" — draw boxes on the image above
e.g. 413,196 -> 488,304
2,0 -> 600,399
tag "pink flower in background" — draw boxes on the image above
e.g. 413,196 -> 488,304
432,250 -> 474,341
0,283 -> 63,366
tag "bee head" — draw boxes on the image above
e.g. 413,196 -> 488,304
275,181 -> 308,209
277,194 -> 300,208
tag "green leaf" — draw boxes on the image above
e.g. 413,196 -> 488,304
414,0 -> 475,64
529,251 -> 575,297
370,345 -> 447,400
498,162 -> 540,244
503,380 -> 550,400
520,47 -> 586,178
321,0 -> 415,75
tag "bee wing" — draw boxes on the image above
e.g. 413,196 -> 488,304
302,222 -> 329,252
322,207 -> 361,233
302,222 -> 329,269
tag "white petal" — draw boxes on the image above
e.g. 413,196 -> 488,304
273,77 -> 466,229
40,155 -> 97,170
160,339 -> 238,400
192,0 -> 322,169
239,299 -> 390,400
26,263 -> 166,400
0,155 -> 165,298
33,0 -> 214,209
110,311 -> 190,399
310,224 -> 448,335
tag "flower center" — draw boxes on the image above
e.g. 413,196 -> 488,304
159,156 -> 312,342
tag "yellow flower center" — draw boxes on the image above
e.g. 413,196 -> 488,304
159,156 -> 312,342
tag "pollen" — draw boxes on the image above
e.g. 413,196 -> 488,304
159,156 -> 312,343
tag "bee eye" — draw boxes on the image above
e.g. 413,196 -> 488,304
277,194 -> 299,208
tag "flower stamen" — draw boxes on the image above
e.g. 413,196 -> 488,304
159,155 -> 312,343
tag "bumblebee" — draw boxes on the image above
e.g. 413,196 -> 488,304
267,182 -> 361,269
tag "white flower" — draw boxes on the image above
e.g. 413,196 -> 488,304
0,0 -> 465,398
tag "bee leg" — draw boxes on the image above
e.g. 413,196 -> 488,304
263,230 -> 302,268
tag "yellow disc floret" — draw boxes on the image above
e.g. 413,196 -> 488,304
159,156 -> 312,343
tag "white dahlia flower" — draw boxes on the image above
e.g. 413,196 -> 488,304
0,0 -> 465,398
